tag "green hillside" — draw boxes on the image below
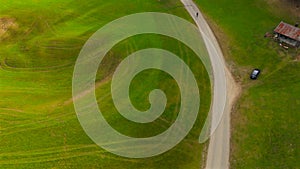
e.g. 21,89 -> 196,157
0,0 -> 211,169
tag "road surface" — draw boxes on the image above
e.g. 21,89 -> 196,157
180,0 -> 241,168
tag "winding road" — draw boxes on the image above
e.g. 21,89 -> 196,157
180,0 -> 241,168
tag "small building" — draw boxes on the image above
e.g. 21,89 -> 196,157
274,21 -> 300,47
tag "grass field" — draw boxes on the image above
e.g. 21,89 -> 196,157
0,0 -> 212,168
195,0 -> 300,168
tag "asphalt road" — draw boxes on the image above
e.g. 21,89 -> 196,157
180,0 -> 240,168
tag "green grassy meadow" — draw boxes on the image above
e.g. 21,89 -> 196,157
195,0 -> 300,168
0,0 -> 211,169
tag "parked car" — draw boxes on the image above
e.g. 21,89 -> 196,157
250,69 -> 261,80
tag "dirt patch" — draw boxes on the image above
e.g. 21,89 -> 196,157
295,54 -> 300,61
0,17 -> 18,40
266,0 -> 300,20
